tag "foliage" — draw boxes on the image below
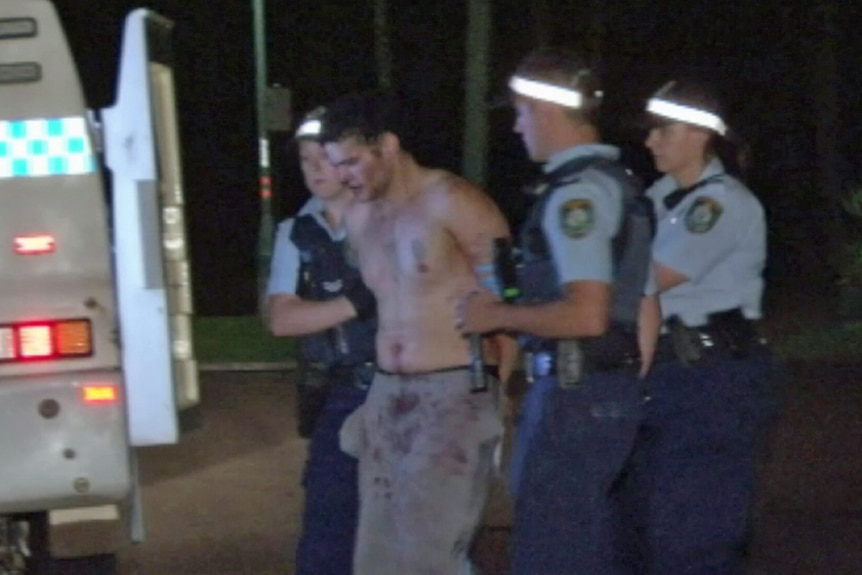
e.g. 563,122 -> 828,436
189,314 -> 862,366
772,320 -> 862,363
193,316 -> 296,364
836,186 -> 862,286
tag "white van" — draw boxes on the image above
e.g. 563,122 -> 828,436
0,2 -> 198,572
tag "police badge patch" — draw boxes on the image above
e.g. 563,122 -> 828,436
559,199 -> 594,238
685,196 -> 723,233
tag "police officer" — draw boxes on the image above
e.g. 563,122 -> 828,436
265,107 -> 376,575
457,48 -> 660,575
630,78 -> 775,574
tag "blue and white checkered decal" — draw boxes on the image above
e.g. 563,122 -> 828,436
0,117 -> 97,178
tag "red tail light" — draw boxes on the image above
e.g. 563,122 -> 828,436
0,319 -> 93,363
14,234 -> 56,255
18,324 -> 52,358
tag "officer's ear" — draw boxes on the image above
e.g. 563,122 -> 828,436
378,132 -> 401,157
684,125 -> 713,157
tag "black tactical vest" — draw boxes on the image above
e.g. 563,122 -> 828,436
290,214 -> 377,367
518,155 -> 655,357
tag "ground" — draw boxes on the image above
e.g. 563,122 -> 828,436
110,357 -> 862,575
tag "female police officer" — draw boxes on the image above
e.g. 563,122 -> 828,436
631,79 -> 775,574
266,107 -> 376,575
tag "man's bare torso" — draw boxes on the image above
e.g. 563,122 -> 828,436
346,169 -> 482,373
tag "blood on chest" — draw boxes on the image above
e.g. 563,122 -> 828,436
357,213 -> 451,282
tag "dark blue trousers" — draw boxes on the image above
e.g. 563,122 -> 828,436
619,349 -> 776,575
295,384 -> 367,575
510,370 -> 644,575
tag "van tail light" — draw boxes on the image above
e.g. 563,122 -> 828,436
0,319 -> 93,363
14,234 -> 56,255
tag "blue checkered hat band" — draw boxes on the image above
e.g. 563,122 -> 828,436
0,117 -> 97,178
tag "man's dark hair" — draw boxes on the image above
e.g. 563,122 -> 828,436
513,47 -> 603,125
319,90 -> 407,147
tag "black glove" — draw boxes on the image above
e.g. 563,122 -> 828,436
343,279 -> 376,320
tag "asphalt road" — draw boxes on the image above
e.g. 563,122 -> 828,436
114,364 -> 862,575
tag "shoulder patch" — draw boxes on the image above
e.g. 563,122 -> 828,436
685,196 -> 723,233
559,198 -> 594,238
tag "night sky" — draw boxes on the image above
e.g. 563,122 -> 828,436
49,0 -> 862,315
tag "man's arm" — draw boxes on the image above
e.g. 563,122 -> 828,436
637,292 -> 661,377
461,280 -> 611,339
439,176 -> 511,266
439,177 -> 522,383
487,175 -> 619,338
655,262 -> 688,291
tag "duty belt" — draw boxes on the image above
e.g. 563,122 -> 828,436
658,308 -> 767,365
526,350 -> 640,381
307,361 -> 376,390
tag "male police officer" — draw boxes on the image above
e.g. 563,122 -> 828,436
457,48 -> 660,575
266,107 -> 376,575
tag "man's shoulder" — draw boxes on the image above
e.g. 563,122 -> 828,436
421,167 -> 467,193
344,200 -> 372,230
421,168 -> 490,204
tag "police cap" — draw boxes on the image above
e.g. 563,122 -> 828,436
507,48 -> 603,113
645,79 -> 727,136
294,106 -> 326,142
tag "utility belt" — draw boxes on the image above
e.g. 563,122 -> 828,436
525,337 -> 641,389
656,308 -> 767,366
301,361 -> 376,390
295,361 -> 375,439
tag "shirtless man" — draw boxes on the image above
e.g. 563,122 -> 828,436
319,91 -> 515,575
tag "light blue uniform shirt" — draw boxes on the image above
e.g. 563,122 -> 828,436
647,158 -> 766,326
542,144 -> 658,296
265,196 -> 347,297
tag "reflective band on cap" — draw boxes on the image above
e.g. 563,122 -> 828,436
509,76 -> 583,109
295,118 -> 322,138
0,116 -> 96,178
646,98 -> 727,135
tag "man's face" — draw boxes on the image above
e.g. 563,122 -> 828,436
645,122 -> 710,176
513,96 -> 548,162
324,136 -> 389,203
298,140 -> 345,200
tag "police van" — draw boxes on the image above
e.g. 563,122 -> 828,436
0,1 -> 198,572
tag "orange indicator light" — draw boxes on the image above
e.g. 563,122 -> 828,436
82,385 -> 118,404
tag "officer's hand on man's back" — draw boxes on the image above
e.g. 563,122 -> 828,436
343,279 -> 376,320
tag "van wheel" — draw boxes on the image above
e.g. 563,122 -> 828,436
22,513 -> 116,575
48,554 -> 117,575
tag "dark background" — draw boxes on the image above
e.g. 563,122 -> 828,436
50,0 -> 862,315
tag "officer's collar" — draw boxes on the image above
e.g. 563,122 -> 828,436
298,196 -> 346,239
664,157 -> 724,188
543,143 -> 619,175
662,157 -> 726,210
298,196 -> 324,216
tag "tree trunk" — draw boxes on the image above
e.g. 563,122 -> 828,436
529,0 -> 552,48
373,0 -> 393,89
462,0 -> 491,185
814,1 -> 845,243
587,0 -> 604,71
